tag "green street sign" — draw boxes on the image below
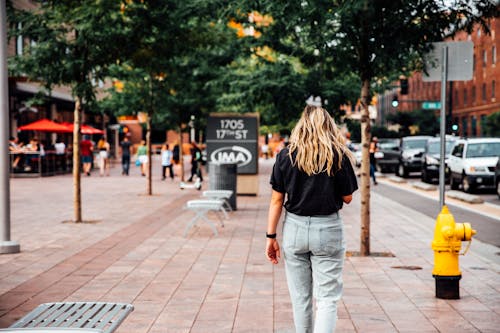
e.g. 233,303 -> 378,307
422,101 -> 441,109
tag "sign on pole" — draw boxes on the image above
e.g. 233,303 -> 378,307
422,41 -> 473,209
422,101 -> 441,110
423,41 -> 473,82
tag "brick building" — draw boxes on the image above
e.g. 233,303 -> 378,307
377,17 -> 499,138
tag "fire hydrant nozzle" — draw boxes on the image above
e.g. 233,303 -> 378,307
431,205 -> 476,299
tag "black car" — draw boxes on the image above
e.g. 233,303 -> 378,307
395,136 -> 432,178
421,136 -> 457,183
375,138 -> 400,173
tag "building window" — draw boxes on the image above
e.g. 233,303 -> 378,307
461,117 -> 468,137
471,116 -> 477,137
482,83 -> 487,101
454,90 -> 458,105
483,50 -> 487,67
493,46 -> 497,64
464,88 -> 468,105
493,80 -> 496,99
480,115 -> 487,137
16,22 -> 23,56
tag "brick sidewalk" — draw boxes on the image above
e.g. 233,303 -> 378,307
0,157 -> 498,332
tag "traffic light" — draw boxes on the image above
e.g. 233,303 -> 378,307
400,78 -> 409,95
391,95 -> 399,108
452,124 -> 458,132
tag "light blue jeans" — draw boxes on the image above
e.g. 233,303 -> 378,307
283,211 -> 345,333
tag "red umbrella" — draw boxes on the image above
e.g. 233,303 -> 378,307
61,122 -> 104,135
18,119 -> 72,133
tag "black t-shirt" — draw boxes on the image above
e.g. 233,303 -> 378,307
270,147 -> 358,216
120,141 -> 131,157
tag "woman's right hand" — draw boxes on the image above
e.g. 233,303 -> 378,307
266,238 -> 281,264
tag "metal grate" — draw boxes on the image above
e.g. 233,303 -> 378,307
8,302 -> 134,333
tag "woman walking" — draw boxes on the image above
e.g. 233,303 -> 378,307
136,140 -> 148,177
266,105 -> 358,333
97,137 -> 110,176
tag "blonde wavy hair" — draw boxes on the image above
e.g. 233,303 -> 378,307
288,105 -> 355,176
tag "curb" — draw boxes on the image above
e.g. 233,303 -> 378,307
412,181 -> 437,191
446,190 -> 484,204
387,176 -> 406,183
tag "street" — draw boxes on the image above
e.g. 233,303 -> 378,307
372,180 -> 500,247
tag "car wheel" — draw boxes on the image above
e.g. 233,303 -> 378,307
421,168 -> 430,183
496,180 -> 500,199
461,175 -> 474,193
397,163 -> 408,178
450,174 -> 458,190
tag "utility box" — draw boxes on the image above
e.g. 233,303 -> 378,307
208,162 -> 237,210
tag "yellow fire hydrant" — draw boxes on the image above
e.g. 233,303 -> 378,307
431,205 -> 476,299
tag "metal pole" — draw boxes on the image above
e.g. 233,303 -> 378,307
439,46 -> 448,208
0,1 -> 20,254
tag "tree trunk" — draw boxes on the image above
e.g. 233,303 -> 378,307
360,78 -> 371,256
146,114 -> 152,195
73,97 -> 82,222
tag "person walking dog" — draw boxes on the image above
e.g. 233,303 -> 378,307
266,105 -> 358,333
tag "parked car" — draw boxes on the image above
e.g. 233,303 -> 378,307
495,156 -> 500,199
395,136 -> 432,178
350,142 -> 362,167
375,138 -> 400,173
420,136 -> 458,183
448,137 -> 500,193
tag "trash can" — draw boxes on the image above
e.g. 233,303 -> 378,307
209,162 -> 237,210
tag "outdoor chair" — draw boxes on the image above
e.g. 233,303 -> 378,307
184,199 -> 229,236
0,302 -> 134,333
201,190 -> 233,212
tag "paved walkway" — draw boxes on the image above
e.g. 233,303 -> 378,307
0,157 -> 499,332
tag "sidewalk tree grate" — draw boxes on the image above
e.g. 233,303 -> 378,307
391,265 -> 422,270
62,219 -> 102,224
346,251 -> 395,257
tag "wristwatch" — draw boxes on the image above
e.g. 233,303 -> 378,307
266,233 -> 277,239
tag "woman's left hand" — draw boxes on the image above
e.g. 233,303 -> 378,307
266,238 -> 280,264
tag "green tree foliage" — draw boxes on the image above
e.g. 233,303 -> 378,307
387,109 -> 440,137
484,111 -> 500,137
220,2 -> 361,124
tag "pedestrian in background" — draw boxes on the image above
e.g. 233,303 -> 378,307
161,143 -> 174,181
80,135 -> 93,176
54,137 -> 66,171
97,137 -> 110,176
266,105 -> 358,333
136,140 -> 148,177
187,142 -> 203,182
120,136 -> 131,175
369,136 -> 379,185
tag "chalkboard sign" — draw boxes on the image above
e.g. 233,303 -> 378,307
206,114 -> 258,174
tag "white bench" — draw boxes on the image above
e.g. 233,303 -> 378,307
184,199 -> 227,236
201,190 -> 233,212
0,302 -> 134,333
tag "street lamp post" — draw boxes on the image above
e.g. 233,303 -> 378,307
189,115 -> 195,143
0,1 -> 20,254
